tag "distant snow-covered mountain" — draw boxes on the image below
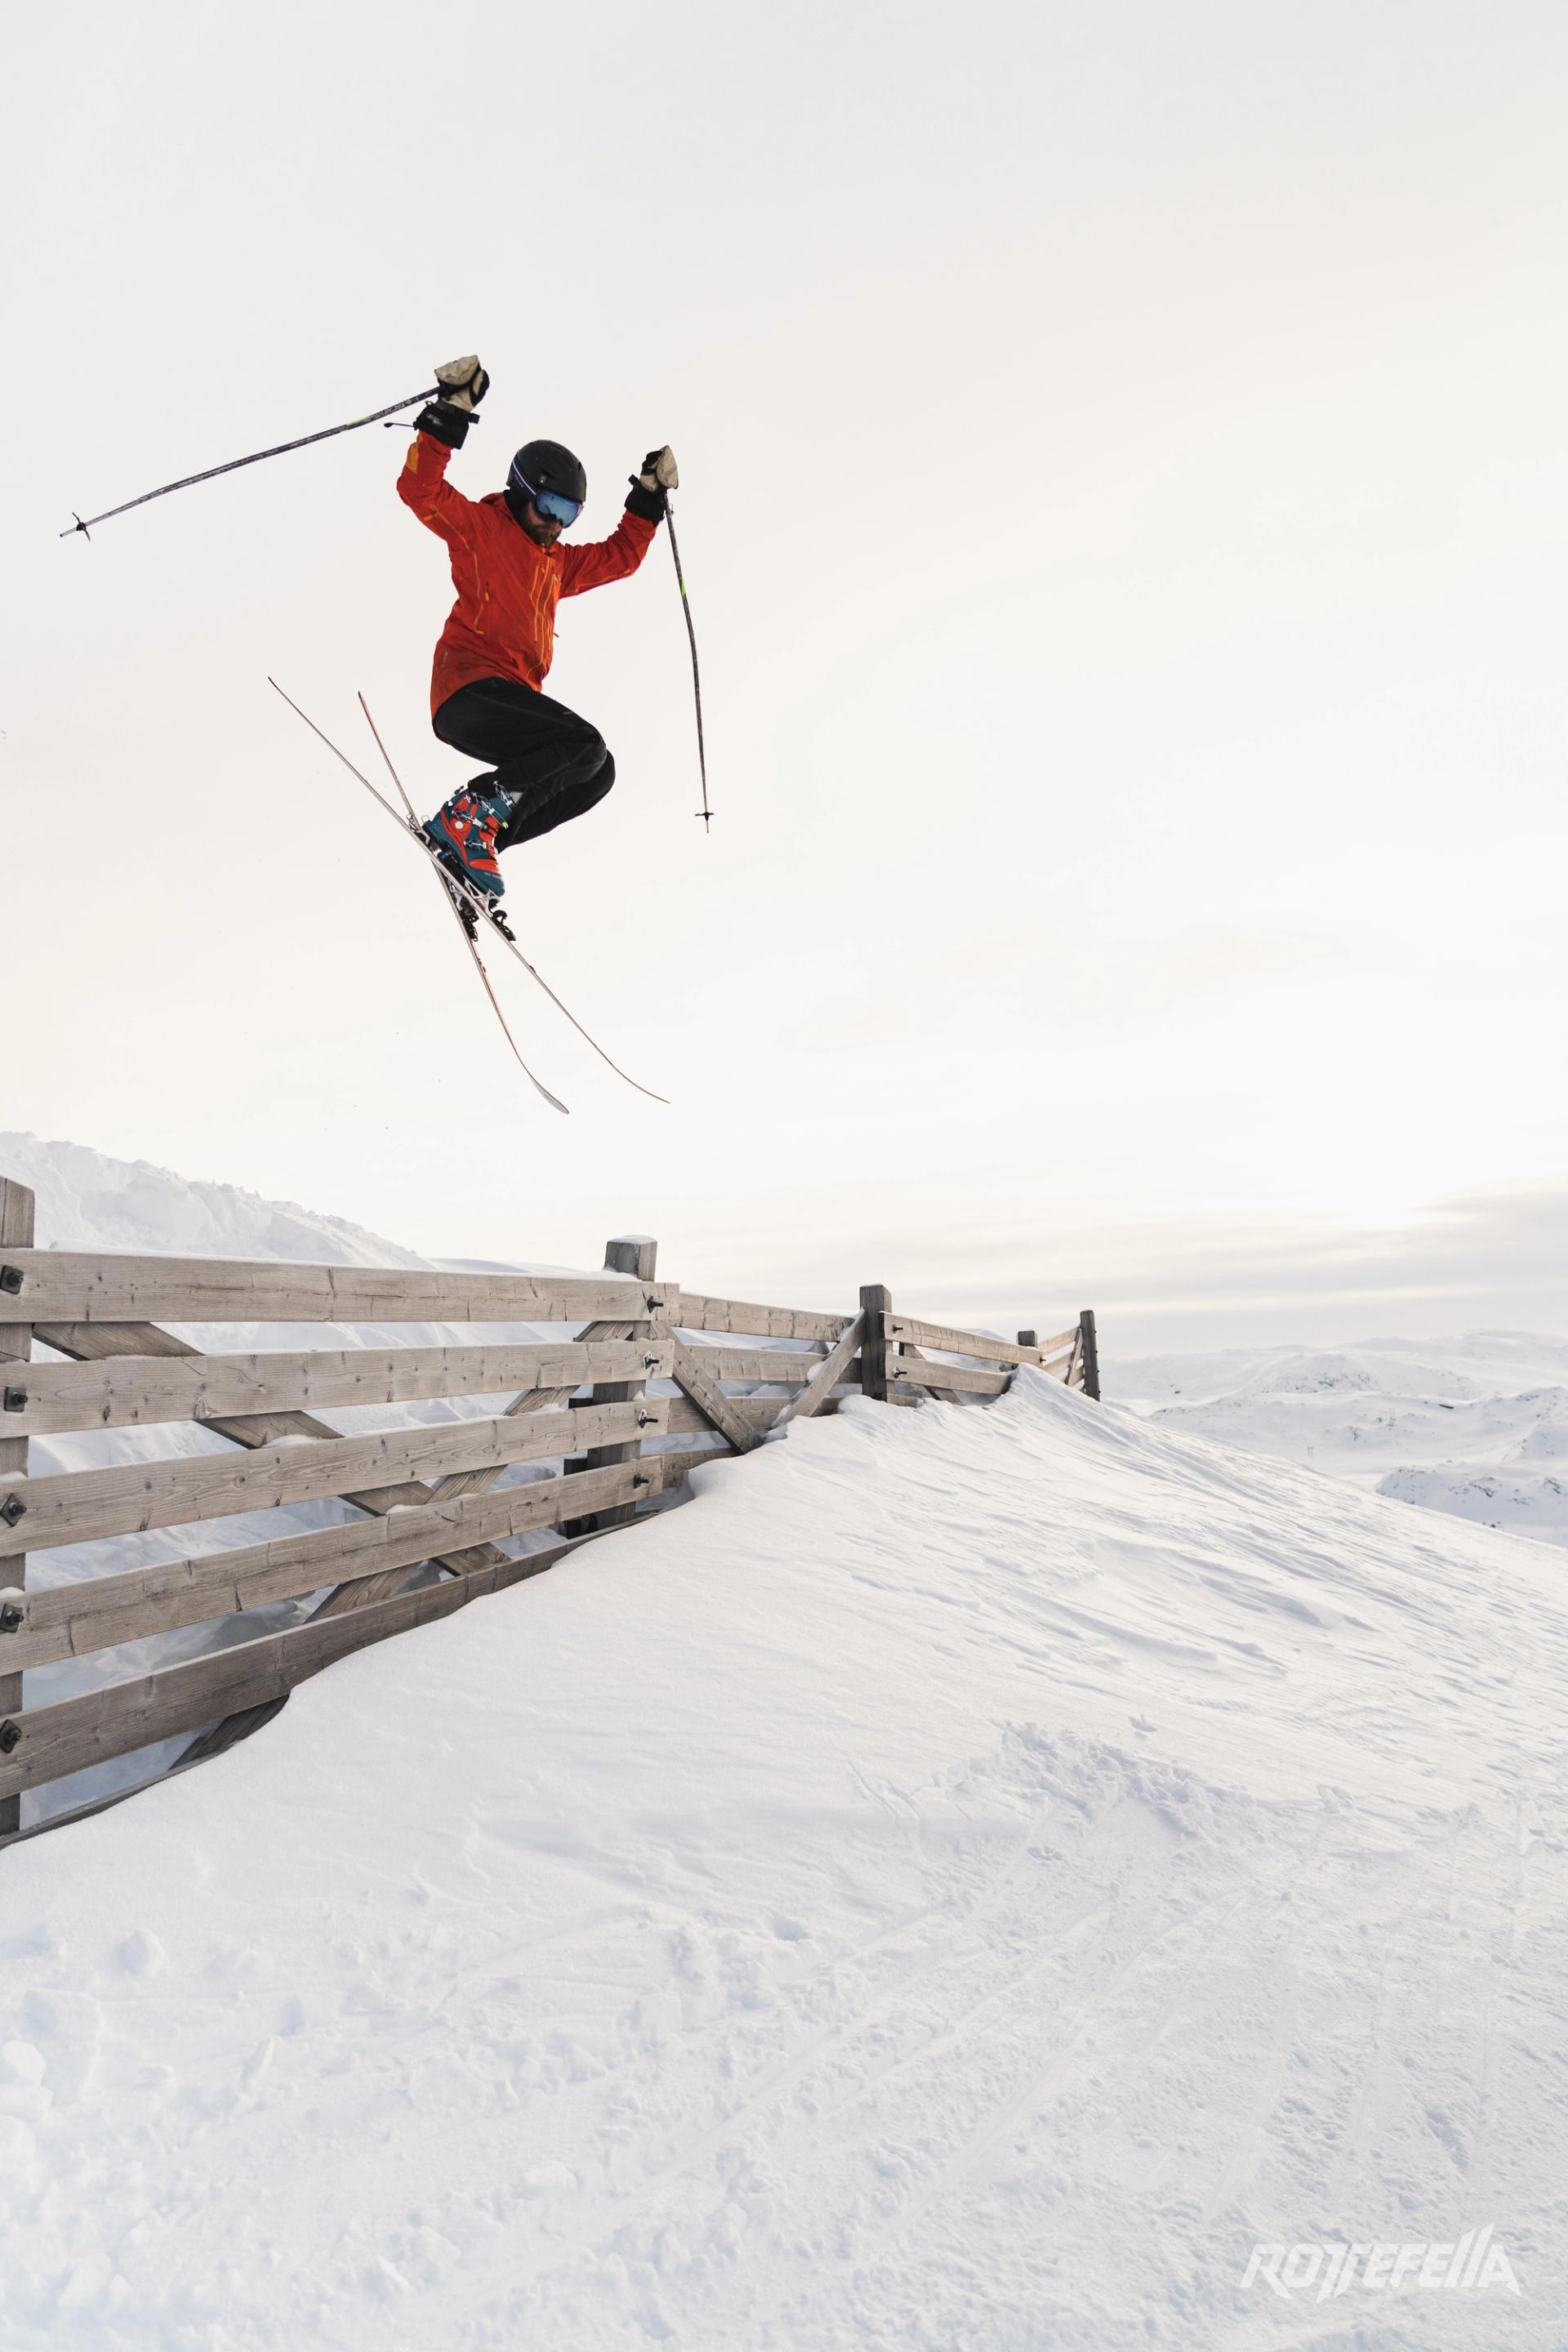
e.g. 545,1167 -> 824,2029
1111,1331 -> 1568,1549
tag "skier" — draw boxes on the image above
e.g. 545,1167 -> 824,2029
397,355 -> 676,917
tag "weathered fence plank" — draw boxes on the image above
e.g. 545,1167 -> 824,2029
0,1180 -> 33,1838
884,1316 -> 1078,1368
675,1293 -> 847,1345
668,1339 -> 766,1454
31,1316 -> 526,1605
662,1395 -> 844,1439
30,1318 -> 398,1459
3,1447 -> 667,1672
680,1343 -> 835,1384
888,1356 -> 1011,1396
859,1285 -> 898,1405
657,1443 -> 743,1481
0,1456 -> 667,1801
581,1237 -> 662,1534
10,1397 -> 663,1552
770,1314 -> 866,1429
1078,1310 -> 1100,1399
5,1339 -> 670,1441
0,1253 -> 672,1330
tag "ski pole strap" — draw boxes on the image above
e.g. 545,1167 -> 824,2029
666,505 -> 711,829
60,385 -> 439,538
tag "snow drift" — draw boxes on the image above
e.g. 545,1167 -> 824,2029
0,1131 -> 430,1268
3,1368 -> 1566,2347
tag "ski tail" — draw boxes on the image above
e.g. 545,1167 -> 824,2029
443,911 -> 569,1115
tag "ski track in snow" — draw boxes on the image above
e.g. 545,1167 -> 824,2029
4,1374 -> 1568,2347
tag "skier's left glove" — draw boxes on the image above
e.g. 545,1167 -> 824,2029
625,445 -> 678,521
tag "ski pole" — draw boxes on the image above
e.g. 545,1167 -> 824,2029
666,502 -> 711,829
59,385 -> 440,539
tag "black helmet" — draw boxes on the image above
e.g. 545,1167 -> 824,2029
506,438 -> 587,523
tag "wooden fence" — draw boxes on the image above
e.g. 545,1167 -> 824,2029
0,1176 -> 1098,1844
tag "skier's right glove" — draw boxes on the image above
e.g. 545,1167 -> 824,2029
415,400 -> 476,449
434,355 -> 489,410
416,355 -> 489,449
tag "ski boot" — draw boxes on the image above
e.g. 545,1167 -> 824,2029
430,843 -> 519,943
423,786 -> 516,941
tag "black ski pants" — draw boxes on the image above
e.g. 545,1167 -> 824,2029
432,677 -> 615,854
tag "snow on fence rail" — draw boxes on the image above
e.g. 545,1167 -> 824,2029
0,1175 -> 1098,1844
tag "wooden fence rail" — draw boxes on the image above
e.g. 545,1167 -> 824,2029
2,1337 -> 671,1439
0,1180 -> 1099,1844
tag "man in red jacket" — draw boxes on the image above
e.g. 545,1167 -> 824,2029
397,356 -> 675,920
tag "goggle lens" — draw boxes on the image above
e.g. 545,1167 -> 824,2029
512,469 -> 583,529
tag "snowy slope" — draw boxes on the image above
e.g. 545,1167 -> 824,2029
1112,1330 -> 1568,1552
2,1373 -> 1565,2348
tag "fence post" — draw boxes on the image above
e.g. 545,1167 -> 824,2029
860,1284 -> 892,1403
1017,1330 -> 1036,1349
579,1236 -> 660,1531
0,1179 -> 35,1837
1078,1309 -> 1100,1401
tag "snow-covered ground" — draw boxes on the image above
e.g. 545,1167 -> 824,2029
5,1131 -> 1568,2343
5,1368 -> 1566,2346
1111,1333 -> 1568,1552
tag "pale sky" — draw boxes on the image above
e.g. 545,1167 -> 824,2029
5,0 -> 1567,1351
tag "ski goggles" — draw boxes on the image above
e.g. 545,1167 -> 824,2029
510,470 -> 581,528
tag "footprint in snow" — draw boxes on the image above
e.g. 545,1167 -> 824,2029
116,1929 -> 166,1979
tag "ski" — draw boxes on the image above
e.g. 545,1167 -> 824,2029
266,678 -> 670,1107
268,679 -> 568,1113
352,695 -> 670,1106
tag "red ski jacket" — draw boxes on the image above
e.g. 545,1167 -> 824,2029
397,434 -> 658,714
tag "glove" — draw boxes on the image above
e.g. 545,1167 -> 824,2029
433,354 -> 490,411
414,354 -> 489,448
625,444 -> 678,522
414,400 -> 474,450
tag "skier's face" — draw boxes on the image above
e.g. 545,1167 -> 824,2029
521,499 -> 562,550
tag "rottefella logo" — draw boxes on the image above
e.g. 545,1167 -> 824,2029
1240,2225 -> 1521,2301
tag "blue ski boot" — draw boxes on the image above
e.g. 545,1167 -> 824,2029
423,783 -> 511,901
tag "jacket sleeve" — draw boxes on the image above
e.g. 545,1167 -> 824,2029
559,509 -> 658,598
396,432 -> 482,546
